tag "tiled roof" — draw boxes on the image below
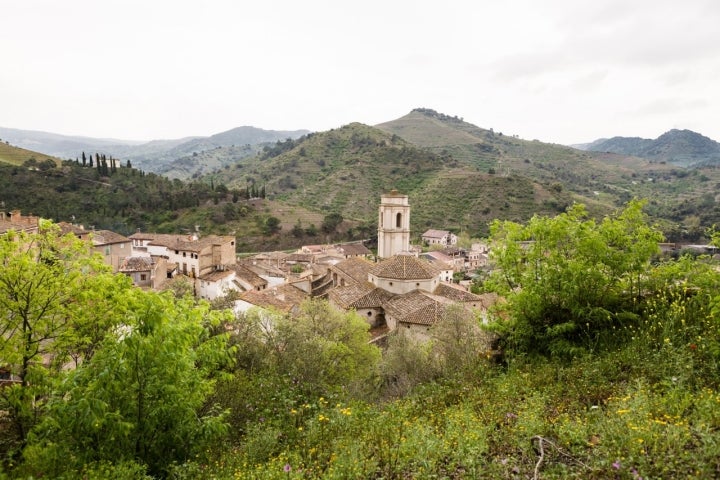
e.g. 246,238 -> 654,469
130,232 -> 234,252
384,291 -> 452,326
174,235 -> 235,252
285,253 -> 314,263
433,283 -> 484,302
119,256 -> 154,272
239,284 -> 308,313
332,257 -> 375,285
329,282 -> 394,309
238,259 -> 286,278
370,255 -> 440,280
422,229 -> 450,238
336,243 -> 371,256
199,269 -> 234,282
233,264 -> 268,287
91,229 -> 131,245
57,222 -> 89,237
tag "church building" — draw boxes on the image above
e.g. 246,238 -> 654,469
377,189 -> 411,259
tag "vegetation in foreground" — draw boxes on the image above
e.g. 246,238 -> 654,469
1,202 -> 720,479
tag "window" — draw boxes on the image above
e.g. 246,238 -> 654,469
396,212 -> 402,228
104,246 -> 110,255
183,252 -> 186,257
140,274 -> 147,281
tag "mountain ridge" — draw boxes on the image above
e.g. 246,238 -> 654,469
575,129 -> 720,167
0,125 -> 310,174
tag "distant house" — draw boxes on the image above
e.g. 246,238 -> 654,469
196,264 -> 269,301
329,257 -> 375,287
57,222 -> 92,241
119,256 -> 169,290
335,242 -> 372,259
420,251 -> 455,281
328,282 -> 394,328
0,210 -> 41,235
129,232 -> 236,278
233,264 -> 268,292
90,230 -> 131,272
421,229 -> 457,247
235,283 -> 309,315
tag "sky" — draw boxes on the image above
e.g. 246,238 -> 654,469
3,0 -> 720,145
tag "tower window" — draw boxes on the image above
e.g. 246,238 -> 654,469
396,212 -> 402,228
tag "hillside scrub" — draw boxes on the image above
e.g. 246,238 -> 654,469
486,199 -> 664,357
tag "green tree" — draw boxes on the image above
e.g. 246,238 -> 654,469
291,219 -> 304,238
305,223 -> 318,236
321,212 -> 344,234
240,300 -> 380,393
22,293 -> 233,478
0,224 -> 116,447
487,200 -> 663,357
429,304 -> 493,373
262,216 -> 281,235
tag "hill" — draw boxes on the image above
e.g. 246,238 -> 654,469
0,126 -> 142,159
374,109 -> 720,238
205,121 -> 576,237
0,141 -> 62,167
0,125 -> 310,176
578,129 -> 720,167
4,110 -> 720,245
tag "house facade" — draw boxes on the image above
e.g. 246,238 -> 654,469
91,230 -> 131,272
421,229 -> 458,247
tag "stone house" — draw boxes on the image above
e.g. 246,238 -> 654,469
421,229 -> 458,247
328,282 -> 394,328
90,230 -> 131,272
420,250 -> 455,281
335,242 -> 372,259
0,210 -> 41,234
329,256 -> 375,287
119,256 -> 169,290
129,232 -> 236,278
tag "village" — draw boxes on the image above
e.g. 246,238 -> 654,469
0,191 -> 501,344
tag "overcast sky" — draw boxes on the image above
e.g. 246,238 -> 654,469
3,0 -> 720,145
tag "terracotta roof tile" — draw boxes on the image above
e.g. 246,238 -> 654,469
239,284 -> 308,313
433,283 -> 484,302
370,255 -> 440,280
91,229 -> 131,245
422,229 -> 451,239
332,257 -> 375,285
233,264 -> 268,287
384,291 -> 452,326
329,282 -> 395,309
119,256 -> 154,272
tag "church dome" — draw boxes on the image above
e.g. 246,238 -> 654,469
370,254 -> 440,281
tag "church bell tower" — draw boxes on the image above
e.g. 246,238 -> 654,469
377,190 -> 410,259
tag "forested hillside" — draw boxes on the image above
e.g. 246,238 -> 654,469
4,110 -> 720,244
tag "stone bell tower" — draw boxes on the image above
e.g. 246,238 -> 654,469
377,190 -> 410,259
